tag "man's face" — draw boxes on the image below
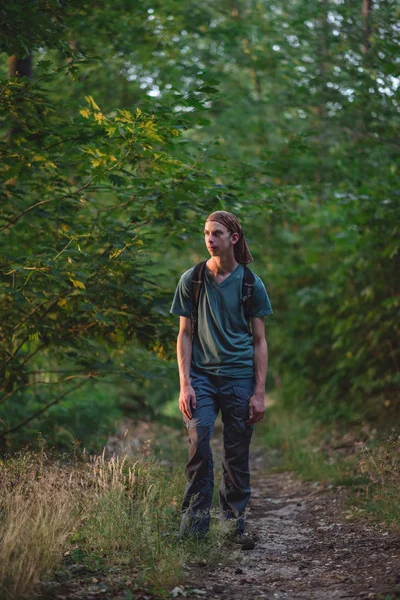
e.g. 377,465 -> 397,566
204,220 -> 238,257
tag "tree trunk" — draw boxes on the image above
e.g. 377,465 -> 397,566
361,0 -> 373,54
314,0 -> 329,189
8,54 -> 33,78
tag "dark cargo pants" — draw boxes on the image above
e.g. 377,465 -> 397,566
179,367 -> 255,538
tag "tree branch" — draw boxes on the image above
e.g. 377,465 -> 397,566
0,374 -> 95,406
0,379 -> 90,438
0,178 -> 95,233
0,146 -> 132,233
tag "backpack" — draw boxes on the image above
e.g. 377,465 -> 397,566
191,261 -> 255,339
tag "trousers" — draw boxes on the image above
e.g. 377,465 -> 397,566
179,366 -> 255,538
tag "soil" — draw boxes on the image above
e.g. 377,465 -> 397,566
185,444 -> 400,600
42,420 -> 400,600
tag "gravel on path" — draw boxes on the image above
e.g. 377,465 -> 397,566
185,443 -> 400,600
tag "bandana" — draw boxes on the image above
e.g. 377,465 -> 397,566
206,210 -> 254,265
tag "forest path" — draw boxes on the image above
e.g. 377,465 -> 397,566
186,434 -> 400,600
49,419 -> 400,600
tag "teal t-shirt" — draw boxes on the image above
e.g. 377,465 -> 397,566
170,263 -> 273,378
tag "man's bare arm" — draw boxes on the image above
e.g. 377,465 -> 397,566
177,316 -> 197,419
247,316 -> 268,424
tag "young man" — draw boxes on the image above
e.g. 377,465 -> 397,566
170,210 -> 272,545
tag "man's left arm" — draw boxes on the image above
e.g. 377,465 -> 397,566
247,316 -> 268,424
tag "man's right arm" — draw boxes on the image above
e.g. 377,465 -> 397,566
177,316 -> 197,420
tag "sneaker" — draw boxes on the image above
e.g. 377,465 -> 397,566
231,533 -> 256,551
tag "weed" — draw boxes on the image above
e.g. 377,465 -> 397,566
257,401 -> 359,486
355,437 -> 400,529
258,397 -> 400,529
0,452 -> 79,599
0,442 -> 231,599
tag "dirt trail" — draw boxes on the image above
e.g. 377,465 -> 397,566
45,420 -> 400,600
187,440 -> 400,600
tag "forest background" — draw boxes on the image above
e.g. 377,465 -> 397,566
1,1 -> 400,598
1,0 -> 399,450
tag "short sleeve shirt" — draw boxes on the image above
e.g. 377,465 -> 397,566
170,263 -> 272,378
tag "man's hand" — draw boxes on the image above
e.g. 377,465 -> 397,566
247,391 -> 265,424
179,384 -> 197,420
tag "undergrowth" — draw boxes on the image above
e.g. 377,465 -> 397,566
258,397 -> 400,529
353,437 -> 400,529
0,447 -> 227,600
258,402 -> 361,485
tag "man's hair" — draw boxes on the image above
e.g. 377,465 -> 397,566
205,211 -> 253,264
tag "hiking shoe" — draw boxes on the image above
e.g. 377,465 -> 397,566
231,534 -> 256,551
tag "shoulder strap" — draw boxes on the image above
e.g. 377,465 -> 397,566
190,262 -> 255,337
191,261 -> 207,339
242,265 -> 255,324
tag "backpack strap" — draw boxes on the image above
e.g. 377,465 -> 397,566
242,265 -> 255,333
191,261 -> 207,339
191,261 -> 255,338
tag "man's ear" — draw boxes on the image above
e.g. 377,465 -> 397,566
230,232 -> 240,245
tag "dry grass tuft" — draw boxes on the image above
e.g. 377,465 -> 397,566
356,436 -> 400,528
0,453 -> 80,599
0,449 -> 189,599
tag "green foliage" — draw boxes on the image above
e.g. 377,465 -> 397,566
11,381 -> 124,451
259,401 -> 360,485
1,0 -> 399,445
0,447 -> 231,598
131,0 -> 399,423
0,58 -> 216,444
270,185 -> 400,420
0,1 -> 83,57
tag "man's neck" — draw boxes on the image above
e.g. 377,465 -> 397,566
207,255 -> 239,276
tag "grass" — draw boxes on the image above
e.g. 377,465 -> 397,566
0,445 -> 229,600
3,394 -> 398,598
257,396 -> 400,529
0,452 -> 79,599
352,437 -> 400,529
75,453 -> 185,590
256,399 -> 360,485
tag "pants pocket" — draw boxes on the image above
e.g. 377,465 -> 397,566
228,385 -> 254,438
